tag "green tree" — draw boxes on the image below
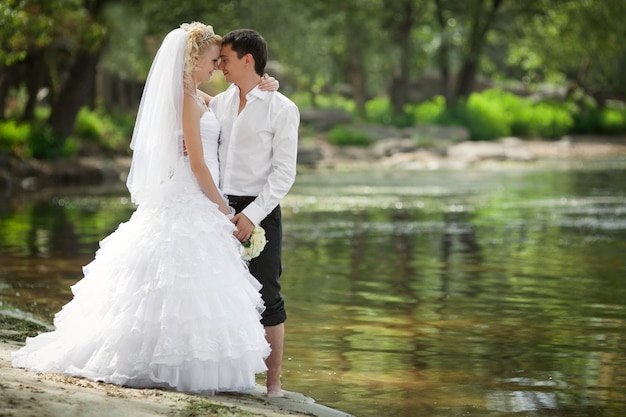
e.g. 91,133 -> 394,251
0,0 -> 108,141
227,0 -> 375,114
216,0 -> 335,107
432,0 -> 509,109
46,0 -> 109,140
385,0 -> 426,116
98,1 -> 241,111
3,0 -> 626,157
507,0 -> 626,107
0,0 -> 70,119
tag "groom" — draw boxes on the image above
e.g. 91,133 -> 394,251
210,29 -> 299,397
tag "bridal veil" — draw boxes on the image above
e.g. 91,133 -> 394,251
126,28 -> 186,204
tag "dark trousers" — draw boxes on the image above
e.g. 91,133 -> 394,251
228,196 -> 286,326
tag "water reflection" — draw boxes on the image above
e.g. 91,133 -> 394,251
0,186 -> 134,318
1,162 -> 626,416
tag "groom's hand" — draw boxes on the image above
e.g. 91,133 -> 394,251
231,213 -> 255,242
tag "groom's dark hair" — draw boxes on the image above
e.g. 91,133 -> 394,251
222,29 -> 267,76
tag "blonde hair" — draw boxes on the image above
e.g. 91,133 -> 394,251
180,22 -> 222,91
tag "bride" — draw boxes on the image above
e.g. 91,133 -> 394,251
12,22 -> 276,394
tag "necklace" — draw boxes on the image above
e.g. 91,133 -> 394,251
187,91 -> 208,111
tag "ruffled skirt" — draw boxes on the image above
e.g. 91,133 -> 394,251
11,176 -> 270,393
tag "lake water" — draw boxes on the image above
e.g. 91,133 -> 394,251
1,159 -> 626,417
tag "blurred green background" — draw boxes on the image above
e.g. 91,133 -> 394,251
1,0 -> 626,159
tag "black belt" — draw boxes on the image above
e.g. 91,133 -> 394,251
227,195 -> 256,203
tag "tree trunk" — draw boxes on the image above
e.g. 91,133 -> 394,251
389,0 -> 416,116
0,63 -> 24,121
21,52 -> 48,123
346,39 -> 366,117
47,0 -> 108,139
0,70 -> 10,121
452,0 -> 505,106
307,74 -> 318,108
47,49 -> 100,139
344,8 -> 367,118
434,0 -> 453,109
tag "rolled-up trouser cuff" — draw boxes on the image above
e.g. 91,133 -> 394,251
261,297 -> 286,326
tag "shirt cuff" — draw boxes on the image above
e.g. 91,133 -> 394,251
242,201 -> 266,226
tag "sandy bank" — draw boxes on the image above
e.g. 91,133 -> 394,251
0,342 -> 353,417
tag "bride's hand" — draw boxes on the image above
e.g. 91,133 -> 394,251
258,73 -> 279,92
224,206 -> 235,220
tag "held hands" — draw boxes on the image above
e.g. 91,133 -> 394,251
222,205 -> 235,219
231,213 -> 255,242
258,73 -> 279,92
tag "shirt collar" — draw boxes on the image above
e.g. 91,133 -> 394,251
231,84 -> 268,101
246,85 -> 268,101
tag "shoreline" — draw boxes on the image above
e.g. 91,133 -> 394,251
0,340 -> 353,417
0,312 -> 353,417
2,135 -> 626,192
312,135 -> 626,170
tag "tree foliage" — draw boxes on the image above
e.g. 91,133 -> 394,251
507,0 -> 626,105
1,0 -> 626,155
0,0 -> 108,145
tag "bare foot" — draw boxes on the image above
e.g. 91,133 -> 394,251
266,386 -> 285,398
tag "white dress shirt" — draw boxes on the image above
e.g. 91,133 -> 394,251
210,84 -> 300,226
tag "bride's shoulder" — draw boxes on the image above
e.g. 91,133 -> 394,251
196,89 -> 213,106
184,92 -> 209,115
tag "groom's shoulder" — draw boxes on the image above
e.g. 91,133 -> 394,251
268,91 -> 298,113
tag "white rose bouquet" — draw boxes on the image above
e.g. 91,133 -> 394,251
242,226 -> 267,261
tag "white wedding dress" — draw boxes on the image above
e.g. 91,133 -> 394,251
11,110 -> 271,393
